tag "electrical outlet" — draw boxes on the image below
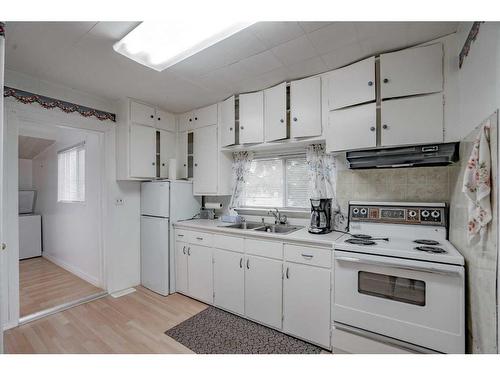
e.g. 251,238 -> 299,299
115,198 -> 124,206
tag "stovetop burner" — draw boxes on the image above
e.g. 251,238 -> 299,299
414,239 -> 440,245
414,246 -> 447,254
345,238 -> 376,246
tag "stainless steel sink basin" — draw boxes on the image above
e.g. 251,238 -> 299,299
223,222 -> 264,230
254,224 -> 303,234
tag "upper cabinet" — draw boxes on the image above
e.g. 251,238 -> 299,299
239,91 -> 264,144
380,43 -> 443,99
178,103 -> 218,132
129,124 -> 157,178
193,125 -> 218,195
328,56 -> 376,110
130,101 -> 156,127
156,109 -> 176,132
220,96 -> 236,147
264,82 -> 287,142
290,76 -> 322,138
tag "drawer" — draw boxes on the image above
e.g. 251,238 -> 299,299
174,229 -> 190,241
245,238 -> 283,260
284,244 -> 332,268
188,231 -> 213,247
213,234 -> 244,253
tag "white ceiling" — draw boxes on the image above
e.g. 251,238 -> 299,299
18,135 -> 55,159
5,21 -> 459,114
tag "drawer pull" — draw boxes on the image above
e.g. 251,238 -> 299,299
246,259 -> 250,269
286,267 -> 289,279
177,234 -> 184,237
196,237 -> 203,240
240,258 -> 243,268
182,246 -> 186,255
187,247 -> 191,256
301,254 -> 314,259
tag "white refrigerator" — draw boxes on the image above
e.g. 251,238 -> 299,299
140,180 -> 201,296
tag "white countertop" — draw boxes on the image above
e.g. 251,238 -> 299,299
173,219 -> 344,248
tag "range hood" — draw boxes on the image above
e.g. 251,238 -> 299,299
346,143 -> 459,169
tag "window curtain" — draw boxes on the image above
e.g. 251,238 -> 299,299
306,144 -> 347,231
229,151 -> 254,210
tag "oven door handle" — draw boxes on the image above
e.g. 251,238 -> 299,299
335,256 -> 462,276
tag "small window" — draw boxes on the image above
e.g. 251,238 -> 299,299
241,156 -> 309,209
57,142 -> 85,203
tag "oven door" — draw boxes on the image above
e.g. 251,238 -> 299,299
333,250 -> 465,353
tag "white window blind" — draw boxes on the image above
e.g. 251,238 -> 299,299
57,142 -> 85,202
242,156 -> 308,209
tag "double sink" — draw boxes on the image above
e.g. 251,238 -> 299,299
221,222 -> 304,234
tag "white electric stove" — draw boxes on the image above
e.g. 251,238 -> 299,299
332,201 -> 465,354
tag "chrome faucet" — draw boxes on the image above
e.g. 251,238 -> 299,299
268,208 -> 287,225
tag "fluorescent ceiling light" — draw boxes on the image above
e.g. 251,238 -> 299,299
113,21 -> 255,72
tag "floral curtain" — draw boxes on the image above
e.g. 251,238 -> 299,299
229,151 -> 253,210
306,144 -> 347,231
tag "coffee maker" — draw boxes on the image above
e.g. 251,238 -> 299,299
308,198 -> 332,234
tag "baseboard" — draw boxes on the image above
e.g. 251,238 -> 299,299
3,319 -> 19,330
42,253 -> 101,288
110,287 -> 136,298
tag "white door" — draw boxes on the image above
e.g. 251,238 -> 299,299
328,56 -> 375,110
213,248 -> 245,315
0,32 -> 5,353
159,130 -> 176,178
283,262 -> 331,348
326,102 -> 377,152
193,125 -> 217,195
381,94 -> 444,147
290,76 -> 322,138
187,244 -> 213,304
239,91 -> 264,144
130,100 -> 155,127
140,181 -> 170,217
141,216 -> 169,296
244,255 -> 282,329
220,96 -> 236,147
156,109 -> 176,132
264,82 -> 287,142
130,124 -> 156,178
175,241 -> 188,294
380,43 -> 443,99
176,131 -> 188,179
193,104 -> 218,128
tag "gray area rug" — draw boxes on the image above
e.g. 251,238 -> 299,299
165,306 -> 323,354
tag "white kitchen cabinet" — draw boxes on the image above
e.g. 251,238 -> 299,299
213,248 -> 245,315
176,131 -> 188,179
283,262 -> 331,348
129,124 -> 156,178
326,102 -> 377,152
380,43 -> 443,99
264,82 -> 287,142
327,56 -> 375,110
159,130 -> 176,178
244,255 -> 283,329
220,96 -> 236,147
178,112 -> 193,132
193,125 -> 218,195
187,244 -> 213,304
380,93 -> 444,147
130,100 -> 155,127
175,241 -> 188,294
156,109 -> 176,132
290,76 -> 322,138
193,103 -> 218,129
239,91 -> 264,144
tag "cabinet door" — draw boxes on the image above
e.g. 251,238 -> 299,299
328,56 -> 375,110
283,263 -> 331,348
380,93 -> 443,147
187,244 -> 213,304
239,91 -> 264,144
193,103 -> 218,128
264,82 -> 287,142
159,130 -> 176,178
193,125 -> 218,195
175,241 -> 188,294
178,112 -> 194,131
380,43 -> 443,99
244,255 -> 282,329
156,109 -> 176,132
290,76 -> 322,138
129,124 -> 156,178
130,100 -> 155,126
326,102 -> 377,152
213,248 -> 245,315
220,96 -> 236,147
176,131 -> 188,179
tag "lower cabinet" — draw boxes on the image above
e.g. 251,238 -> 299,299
175,241 -> 188,294
187,244 -> 213,304
213,248 -> 245,315
244,255 -> 283,330
283,262 -> 331,348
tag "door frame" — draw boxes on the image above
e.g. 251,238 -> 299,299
1,99 -> 113,330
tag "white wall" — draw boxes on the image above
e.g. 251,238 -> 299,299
18,158 -> 32,189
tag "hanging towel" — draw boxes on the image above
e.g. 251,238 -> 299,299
462,120 -> 492,244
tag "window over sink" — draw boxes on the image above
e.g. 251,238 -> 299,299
241,156 -> 309,209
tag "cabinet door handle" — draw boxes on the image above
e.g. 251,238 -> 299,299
187,247 -> 191,256
152,162 -> 155,165
286,267 -> 289,279
370,126 -> 376,132
280,119 -> 284,123
184,163 -> 187,167
194,163 -> 198,167
240,258 -> 243,268
293,117 -> 297,122
162,163 -> 165,167
195,117 -> 198,121
382,124 -> 388,130
246,259 -> 250,269
301,254 -> 314,259
383,78 -> 389,83
368,81 -> 373,86
196,237 -> 203,240
229,127 -> 233,131
158,117 -> 161,121
182,246 -> 186,255
177,234 -> 184,237
150,115 -> 154,119
240,126 -> 244,130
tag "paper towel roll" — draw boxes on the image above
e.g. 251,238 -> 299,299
168,159 -> 177,180
205,202 -> 223,209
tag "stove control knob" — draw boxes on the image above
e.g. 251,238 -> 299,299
360,208 -> 367,215
408,210 -> 417,218
431,210 -> 440,218
421,210 -> 430,218
352,208 -> 359,214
